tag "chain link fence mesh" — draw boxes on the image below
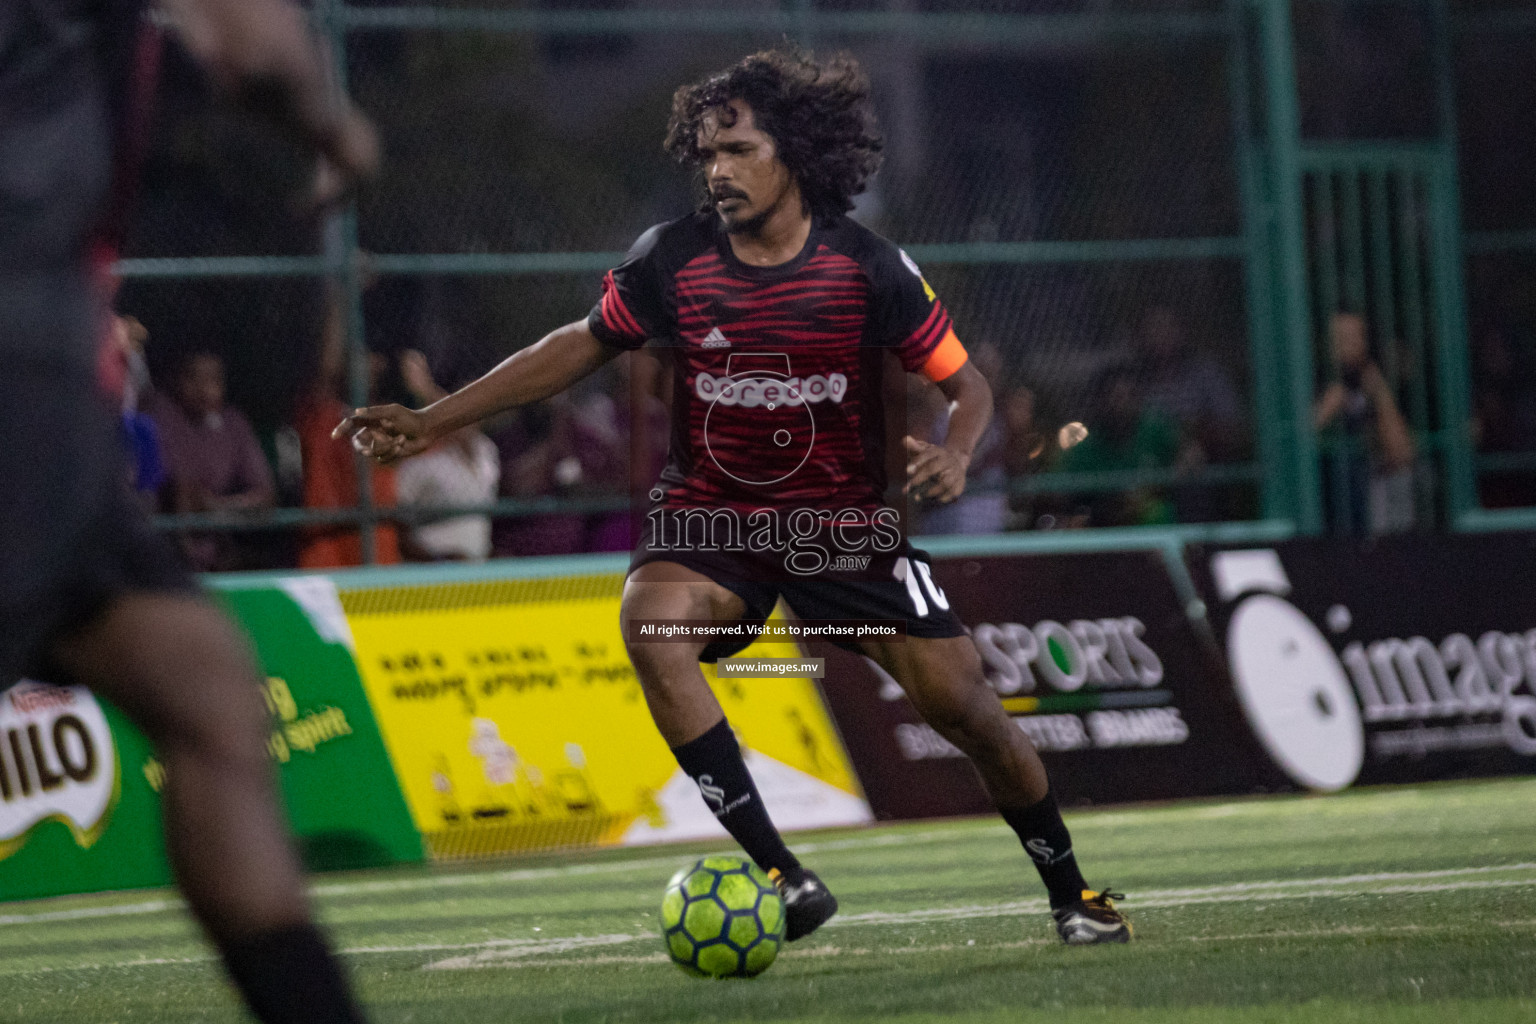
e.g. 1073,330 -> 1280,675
113,1 -> 1536,565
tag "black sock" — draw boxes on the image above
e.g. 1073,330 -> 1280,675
221,923 -> 366,1024
999,790 -> 1090,909
671,718 -> 801,877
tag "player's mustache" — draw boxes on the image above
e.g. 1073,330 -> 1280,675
712,187 -> 749,203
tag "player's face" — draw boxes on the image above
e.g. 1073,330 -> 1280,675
698,100 -> 797,235
1331,312 -> 1368,370
177,353 -> 226,418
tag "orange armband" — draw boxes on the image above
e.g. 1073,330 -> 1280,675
920,329 -> 969,382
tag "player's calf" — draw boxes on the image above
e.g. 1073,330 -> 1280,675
880,637 -> 1127,943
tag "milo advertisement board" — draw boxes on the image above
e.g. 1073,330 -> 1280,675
1190,535 -> 1536,792
812,549 -> 1275,819
0,681 -> 155,892
0,578 -> 420,902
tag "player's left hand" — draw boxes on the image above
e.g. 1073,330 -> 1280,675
903,436 -> 969,503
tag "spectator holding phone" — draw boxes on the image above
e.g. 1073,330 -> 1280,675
1314,311 -> 1416,535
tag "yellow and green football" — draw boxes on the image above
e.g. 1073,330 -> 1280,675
660,855 -> 785,978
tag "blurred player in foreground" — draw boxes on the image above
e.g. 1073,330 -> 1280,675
1,1 -> 377,1020
337,48 -> 1130,946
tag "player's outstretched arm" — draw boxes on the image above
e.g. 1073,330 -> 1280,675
903,360 -> 993,503
333,319 -> 622,464
158,0 -> 378,204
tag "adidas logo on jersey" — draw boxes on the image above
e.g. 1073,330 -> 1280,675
700,327 -> 731,349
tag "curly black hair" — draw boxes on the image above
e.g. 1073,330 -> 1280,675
664,48 -> 884,223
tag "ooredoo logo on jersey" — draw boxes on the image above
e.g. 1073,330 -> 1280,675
0,681 -> 119,860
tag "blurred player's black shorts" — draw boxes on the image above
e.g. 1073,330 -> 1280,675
0,348 -> 195,690
629,512 -> 966,661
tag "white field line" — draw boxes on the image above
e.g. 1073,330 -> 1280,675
0,827 -> 979,927
780,874 -> 1536,929
22,912 -> 1536,979
830,861 -> 1536,926
6,865 -> 1535,977
422,868 -> 1536,970
429,919 -> 1536,972
1135,877 -> 1536,909
429,939 -> 1054,972
0,899 -> 180,927
1129,861 -> 1536,898
1,954 -> 219,975
1182,919 -> 1536,944
316,826 -> 980,898
6,848 -> 1533,931
8,786 -> 1535,927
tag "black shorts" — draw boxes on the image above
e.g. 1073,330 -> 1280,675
0,354 -> 194,689
629,511 -> 967,661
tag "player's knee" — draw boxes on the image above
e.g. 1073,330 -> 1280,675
915,675 -> 1007,749
621,592 -> 706,689
145,634 -> 272,771
624,638 -> 701,701
170,685 -> 272,775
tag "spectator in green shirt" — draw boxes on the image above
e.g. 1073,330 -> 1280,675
1058,363 -> 1181,526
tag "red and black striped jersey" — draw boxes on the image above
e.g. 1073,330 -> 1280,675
588,213 -> 968,515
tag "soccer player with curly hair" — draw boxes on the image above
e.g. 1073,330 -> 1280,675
338,48 -> 1130,945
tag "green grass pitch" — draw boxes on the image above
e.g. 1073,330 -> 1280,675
3,777 -> 1535,1023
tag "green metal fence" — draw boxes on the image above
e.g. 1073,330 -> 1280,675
119,1 -> 1536,565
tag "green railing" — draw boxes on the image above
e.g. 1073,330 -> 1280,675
125,1 -> 1535,563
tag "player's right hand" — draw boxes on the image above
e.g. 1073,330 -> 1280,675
332,404 -> 432,464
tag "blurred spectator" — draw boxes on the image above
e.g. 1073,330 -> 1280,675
489,379 -> 625,556
293,286 -> 401,567
1000,383 -> 1051,530
491,400 -> 588,557
1474,330 -> 1536,455
570,366 -> 640,551
107,314 -> 165,508
1472,275 -> 1536,509
1134,305 -> 1245,521
624,349 -> 672,493
145,348 -> 276,570
919,341 -> 1007,535
395,350 -> 500,561
487,356 -> 644,558
1057,363 -> 1180,527
602,350 -> 672,552
1314,311 -> 1416,536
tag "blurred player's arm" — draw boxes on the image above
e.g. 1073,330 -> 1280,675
333,320 -> 622,464
903,359 -> 993,504
157,0 -> 378,202
1314,382 -> 1347,430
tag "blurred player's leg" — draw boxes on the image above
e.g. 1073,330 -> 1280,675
49,593 -> 370,1022
867,634 -> 1131,944
620,561 -> 837,939
1,353 -> 371,1020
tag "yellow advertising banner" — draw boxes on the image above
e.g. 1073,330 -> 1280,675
341,573 -> 870,859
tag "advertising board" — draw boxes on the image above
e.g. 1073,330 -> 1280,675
0,579 -> 419,901
812,550 -> 1277,819
1189,535 -> 1536,791
337,572 -> 870,858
